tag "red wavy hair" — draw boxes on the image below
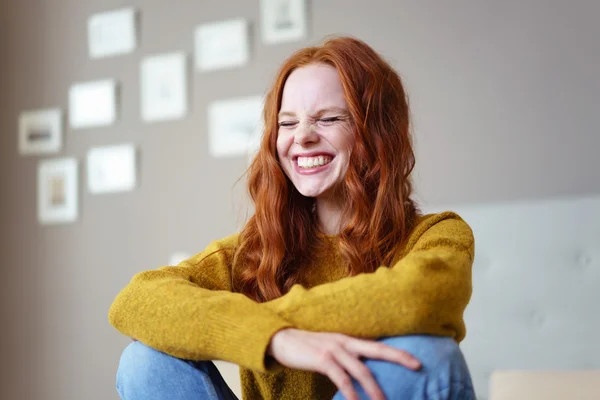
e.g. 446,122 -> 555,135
233,36 -> 418,302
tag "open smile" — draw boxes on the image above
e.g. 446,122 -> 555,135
293,154 -> 334,175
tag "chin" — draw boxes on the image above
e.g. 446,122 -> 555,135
293,185 -> 323,198
295,184 -> 335,199
296,189 -> 321,198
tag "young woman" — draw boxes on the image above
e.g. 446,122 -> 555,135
110,36 -> 476,400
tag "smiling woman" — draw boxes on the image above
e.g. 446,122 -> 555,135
110,36 -> 476,400
277,64 -> 355,213
235,37 -> 421,302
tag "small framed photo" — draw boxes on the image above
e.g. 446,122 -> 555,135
260,0 -> 307,44
38,158 -> 78,225
168,252 -> 192,266
208,96 -> 264,158
141,52 -> 188,123
195,19 -> 250,72
18,108 -> 62,155
69,79 -> 118,129
87,143 -> 137,194
88,8 -> 138,59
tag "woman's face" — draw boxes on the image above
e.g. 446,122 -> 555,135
276,63 -> 355,200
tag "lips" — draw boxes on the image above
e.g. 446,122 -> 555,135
292,151 -> 335,160
293,157 -> 333,175
297,155 -> 333,168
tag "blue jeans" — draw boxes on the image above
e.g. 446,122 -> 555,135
116,335 -> 475,399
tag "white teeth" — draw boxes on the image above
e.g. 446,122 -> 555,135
297,156 -> 332,168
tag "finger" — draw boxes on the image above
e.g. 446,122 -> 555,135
319,354 -> 359,400
335,350 -> 385,400
345,339 -> 421,370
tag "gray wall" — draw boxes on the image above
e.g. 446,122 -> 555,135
0,1 -> 598,399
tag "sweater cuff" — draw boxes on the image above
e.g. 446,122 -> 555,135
210,311 -> 293,372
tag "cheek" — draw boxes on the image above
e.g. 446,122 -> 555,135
276,132 -> 293,158
275,134 -> 284,159
276,136 -> 294,180
336,128 -> 355,170
332,126 -> 355,155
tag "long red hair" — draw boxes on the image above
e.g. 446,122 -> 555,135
233,36 -> 418,302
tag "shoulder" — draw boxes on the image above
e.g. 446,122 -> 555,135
400,211 -> 474,258
208,233 -> 241,250
413,211 -> 472,237
185,233 -> 241,266
177,233 -> 241,290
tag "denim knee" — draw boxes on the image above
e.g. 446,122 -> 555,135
116,341 -> 226,400
375,335 -> 474,400
333,335 -> 475,400
116,341 -> 164,396
378,335 -> 467,371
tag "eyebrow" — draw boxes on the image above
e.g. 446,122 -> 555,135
278,107 -> 349,119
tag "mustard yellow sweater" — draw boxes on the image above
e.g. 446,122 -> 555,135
108,212 -> 474,399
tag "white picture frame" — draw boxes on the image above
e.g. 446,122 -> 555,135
18,108 -> 62,155
260,0 -> 307,44
87,144 -> 137,194
208,96 -> 264,158
140,52 -> 188,123
88,7 -> 138,59
69,79 -> 118,129
38,158 -> 78,225
195,18 -> 250,72
168,252 -> 192,266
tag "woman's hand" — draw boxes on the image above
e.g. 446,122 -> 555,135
267,328 -> 421,400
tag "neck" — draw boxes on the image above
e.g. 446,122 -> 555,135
315,195 -> 345,235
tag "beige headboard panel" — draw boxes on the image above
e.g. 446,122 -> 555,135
489,370 -> 600,400
430,194 -> 600,399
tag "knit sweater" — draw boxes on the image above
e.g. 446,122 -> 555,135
108,211 -> 474,399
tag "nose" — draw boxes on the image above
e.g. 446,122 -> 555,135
294,121 -> 319,146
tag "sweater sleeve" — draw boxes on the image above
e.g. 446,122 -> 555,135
108,234 -> 292,372
261,213 -> 474,342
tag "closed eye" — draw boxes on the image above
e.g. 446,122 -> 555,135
318,116 -> 343,125
278,120 -> 298,128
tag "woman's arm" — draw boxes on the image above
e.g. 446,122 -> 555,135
262,213 -> 474,341
108,234 -> 292,372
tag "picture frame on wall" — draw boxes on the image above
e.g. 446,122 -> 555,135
18,108 -> 62,155
140,52 -> 188,123
260,0 -> 307,44
207,95 -> 264,158
38,158 -> 78,225
168,252 -> 192,266
88,7 -> 138,59
195,18 -> 250,72
87,143 -> 137,194
69,79 -> 118,129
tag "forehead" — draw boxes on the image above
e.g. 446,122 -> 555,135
280,63 -> 347,111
